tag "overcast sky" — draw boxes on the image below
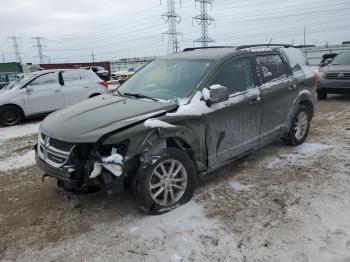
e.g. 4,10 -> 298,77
0,0 -> 349,64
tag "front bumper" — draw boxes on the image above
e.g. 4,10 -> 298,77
318,78 -> 350,93
36,153 -> 73,182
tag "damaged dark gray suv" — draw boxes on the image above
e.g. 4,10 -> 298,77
36,45 -> 317,214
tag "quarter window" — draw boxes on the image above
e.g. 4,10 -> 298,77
212,58 -> 254,94
256,55 -> 287,83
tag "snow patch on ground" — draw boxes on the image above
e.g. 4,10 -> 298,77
15,201 -> 243,261
265,143 -> 331,169
0,150 -> 35,172
0,122 -> 40,143
229,180 -> 254,192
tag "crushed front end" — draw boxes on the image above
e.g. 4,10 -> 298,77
35,130 -> 135,195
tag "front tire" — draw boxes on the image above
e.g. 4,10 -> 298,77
0,105 -> 23,126
283,105 -> 311,146
133,148 -> 196,214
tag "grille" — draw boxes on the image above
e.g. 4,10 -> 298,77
47,152 -> 66,164
325,72 -> 350,80
50,138 -> 74,152
38,133 -> 74,168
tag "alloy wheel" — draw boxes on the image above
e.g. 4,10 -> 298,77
149,159 -> 188,206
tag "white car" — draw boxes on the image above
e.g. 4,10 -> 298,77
111,71 -> 134,83
0,69 -> 107,126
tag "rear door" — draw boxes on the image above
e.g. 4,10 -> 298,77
204,56 -> 262,167
23,72 -> 65,115
255,53 -> 297,143
62,70 -> 90,106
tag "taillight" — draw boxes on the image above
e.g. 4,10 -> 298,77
99,81 -> 108,88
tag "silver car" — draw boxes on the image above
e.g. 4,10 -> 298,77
0,69 -> 107,126
317,52 -> 350,99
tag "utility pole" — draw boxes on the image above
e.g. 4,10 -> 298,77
1,54 -> 5,63
9,36 -> 22,64
32,37 -> 46,64
91,51 -> 95,63
303,27 -> 307,47
161,0 -> 182,53
193,0 -> 215,47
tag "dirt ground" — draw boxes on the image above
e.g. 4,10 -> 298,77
0,95 -> 349,262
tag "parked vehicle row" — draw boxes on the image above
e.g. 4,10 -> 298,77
316,52 -> 350,99
0,69 -> 107,126
111,70 -> 135,84
35,45 -> 317,214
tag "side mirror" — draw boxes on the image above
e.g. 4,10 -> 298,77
26,85 -> 33,93
202,85 -> 230,106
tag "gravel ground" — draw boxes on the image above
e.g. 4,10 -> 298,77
0,95 -> 349,262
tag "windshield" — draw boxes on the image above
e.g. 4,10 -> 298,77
331,52 -> 350,65
118,59 -> 214,100
5,74 -> 37,90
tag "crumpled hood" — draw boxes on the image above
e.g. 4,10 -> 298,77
321,64 -> 350,73
41,94 -> 178,143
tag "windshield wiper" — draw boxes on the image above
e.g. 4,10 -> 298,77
123,92 -> 159,102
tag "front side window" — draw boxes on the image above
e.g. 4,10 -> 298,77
118,59 -> 214,100
212,58 -> 254,94
30,73 -> 58,86
256,55 -> 287,83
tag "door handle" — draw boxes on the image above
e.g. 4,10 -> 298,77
289,84 -> 297,90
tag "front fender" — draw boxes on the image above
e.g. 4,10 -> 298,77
101,117 -> 207,172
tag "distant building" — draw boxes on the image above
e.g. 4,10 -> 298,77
299,42 -> 350,66
40,61 -> 111,73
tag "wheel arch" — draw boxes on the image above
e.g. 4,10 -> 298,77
165,137 -> 197,170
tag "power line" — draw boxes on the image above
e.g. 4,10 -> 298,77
32,36 -> 46,64
8,36 -> 22,63
161,0 -> 183,53
193,0 -> 215,47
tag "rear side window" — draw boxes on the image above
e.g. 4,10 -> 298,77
212,58 -> 254,94
256,55 -> 287,83
63,71 -> 82,82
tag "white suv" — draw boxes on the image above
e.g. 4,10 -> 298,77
0,69 -> 107,126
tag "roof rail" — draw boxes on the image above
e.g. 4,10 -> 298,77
236,44 -> 293,50
183,46 -> 235,52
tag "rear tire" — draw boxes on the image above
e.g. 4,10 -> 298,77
0,105 -> 23,126
133,148 -> 196,214
317,90 -> 327,100
283,105 -> 311,146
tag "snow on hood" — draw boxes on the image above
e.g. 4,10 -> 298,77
41,94 -> 177,143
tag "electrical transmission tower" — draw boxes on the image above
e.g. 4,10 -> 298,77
161,0 -> 182,53
193,0 -> 215,47
32,37 -> 46,64
8,36 -> 22,63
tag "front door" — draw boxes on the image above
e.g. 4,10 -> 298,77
204,56 -> 262,167
23,72 -> 65,115
255,53 -> 297,143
